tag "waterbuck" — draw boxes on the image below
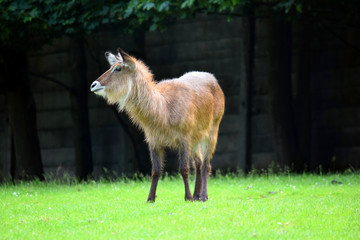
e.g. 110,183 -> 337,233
90,49 -> 225,202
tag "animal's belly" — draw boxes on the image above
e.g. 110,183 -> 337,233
144,128 -> 180,149
144,126 -> 208,150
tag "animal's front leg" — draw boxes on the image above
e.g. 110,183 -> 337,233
147,148 -> 163,202
180,143 -> 193,201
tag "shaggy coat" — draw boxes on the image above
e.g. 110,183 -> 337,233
90,49 -> 225,202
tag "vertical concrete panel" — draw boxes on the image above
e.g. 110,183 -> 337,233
0,116 -> 11,180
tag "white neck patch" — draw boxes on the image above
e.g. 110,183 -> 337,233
118,78 -> 133,111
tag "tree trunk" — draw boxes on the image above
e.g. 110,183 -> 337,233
267,15 -> 300,170
2,50 -> 44,180
242,6 -> 255,172
294,18 -> 313,171
111,107 -> 151,175
69,36 -> 93,180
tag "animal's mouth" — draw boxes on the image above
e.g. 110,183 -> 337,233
91,87 -> 105,93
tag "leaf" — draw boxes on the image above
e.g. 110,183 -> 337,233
142,2 -> 155,11
29,8 -> 39,18
181,0 -> 195,9
149,23 -> 158,31
64,17 -> 75,25
158,1 -> 171,12
99,6 -> 110,16
8,2 -> 18,12
123,6 -> 133,18
23,16 -> 32,23
65,27 -> 75,34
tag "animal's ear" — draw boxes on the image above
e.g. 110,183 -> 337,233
105,51 -> 121,66
117,48 -> 130,60
117,48 -> 131,61
117,48 -> 135,68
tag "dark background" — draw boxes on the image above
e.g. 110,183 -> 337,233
1,1 -> 359,181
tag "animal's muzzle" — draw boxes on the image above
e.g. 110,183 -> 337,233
90,80 -> 104,92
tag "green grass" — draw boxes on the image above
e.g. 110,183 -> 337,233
0,174 -> 359,239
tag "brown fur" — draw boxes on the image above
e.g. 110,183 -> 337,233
91,49 -> 225,202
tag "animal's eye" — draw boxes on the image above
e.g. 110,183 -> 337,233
111,66 -> 122,73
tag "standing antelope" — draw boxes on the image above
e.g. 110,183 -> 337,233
90,49 -> 225,202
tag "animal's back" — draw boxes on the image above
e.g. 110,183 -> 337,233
155,71 -> 224,146
158,71 -> 218,91
177,71 -> 225,121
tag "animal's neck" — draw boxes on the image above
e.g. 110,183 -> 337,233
125,64 -> 167,129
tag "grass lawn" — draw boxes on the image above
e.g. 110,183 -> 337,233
0,173 -> 359,239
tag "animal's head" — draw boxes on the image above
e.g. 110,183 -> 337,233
90,48 -> 135,106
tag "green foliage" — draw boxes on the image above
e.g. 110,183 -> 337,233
1,0 -> 358,49
0,0 -> 126,49
0,174 -> 359,239
121,0 -> 252,32
121,0 -> 360,32
270,0 -> 360,23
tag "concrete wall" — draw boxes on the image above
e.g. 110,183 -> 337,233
1,15 -> 359,179
0,27 -> 143,178
0,95 -> 11,180
308,26 -> 360,170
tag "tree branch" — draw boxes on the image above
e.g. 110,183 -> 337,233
319,21 -> 360,52
29,72 -> 75,94
110,105 -> 142,171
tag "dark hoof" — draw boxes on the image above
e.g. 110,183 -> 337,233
147,195 -> 156,203
193,195 -> 201,201
199,195 -> 208,202
185,196 -> 194,202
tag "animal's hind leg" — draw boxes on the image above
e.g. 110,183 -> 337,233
200,159 -> 211,201
193,156 -> 202,200
200,130 -> 218,201
179,142 -> 193,201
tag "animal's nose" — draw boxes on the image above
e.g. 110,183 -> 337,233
90,80 -> 103,92
91,81 -> 97,89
